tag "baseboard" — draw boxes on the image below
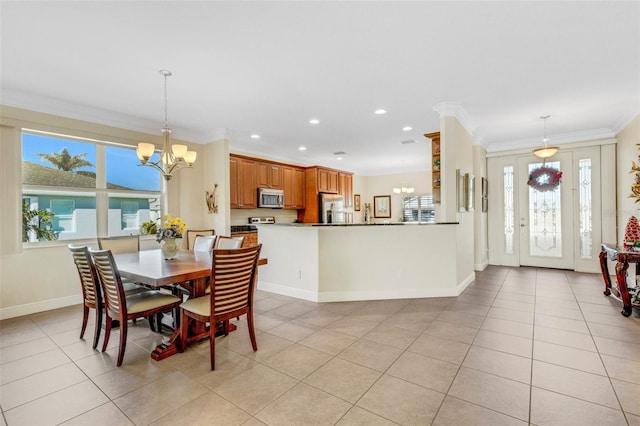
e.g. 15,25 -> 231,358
474,259 -> 489,271
0,294 -> 82,320
456,272 -> 476,295
257,281 -> 319,302
317,287 -> 458,303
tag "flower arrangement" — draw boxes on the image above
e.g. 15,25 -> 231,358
156,214 -> 187,242
527,166 -> 562,192
629,145 -> 640,203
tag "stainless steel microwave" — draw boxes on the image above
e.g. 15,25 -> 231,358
258,188 -> 284,208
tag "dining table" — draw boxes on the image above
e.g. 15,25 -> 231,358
113,248 -> 267,360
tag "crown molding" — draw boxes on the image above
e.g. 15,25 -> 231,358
612,106 -> 640,135
1,88 -> 208,143
432,102 -> 475,136
484,128 -> 616,153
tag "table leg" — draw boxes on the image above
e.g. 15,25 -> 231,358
599,250 -> 612,296
151,277 -> 237,361
615,260 -> 633,317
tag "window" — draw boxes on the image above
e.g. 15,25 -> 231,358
22,131 -> 161,242
402,195 -> 435,223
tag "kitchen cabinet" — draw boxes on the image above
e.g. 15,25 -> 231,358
298,166 -> 351,223
339,172 -> 353,208
230,155 -> 257,208
257,162 -> 283,189
231,231 -> 258,247
425,131 -> 441,203
317,168 -> 339,194
282,166 -> 305,209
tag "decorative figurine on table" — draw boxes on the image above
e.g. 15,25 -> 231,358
364,203 -> 371,224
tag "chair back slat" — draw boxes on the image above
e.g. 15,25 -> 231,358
90,249 -> 125,317
98,236 -> 140,254
211,245 -> 261,317
68,245 -> 100,306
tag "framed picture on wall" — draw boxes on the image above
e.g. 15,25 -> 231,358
457,170 -> 466,212
354,194 -> 361,211
482,177 -> 488,212
465,173 -> 475,212
373,195 -> 391,218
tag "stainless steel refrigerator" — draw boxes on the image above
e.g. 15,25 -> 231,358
319,193 -> 345,224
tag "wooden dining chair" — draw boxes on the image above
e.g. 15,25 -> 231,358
97,236 -> 149,295
178,244 -> 262,370
90,248 -> 182,366
68,245 -> 103,349
186,229 -> 215,250
215,235 -> 244,249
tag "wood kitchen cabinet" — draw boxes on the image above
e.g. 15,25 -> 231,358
339,172 -> 353,208
229,155 -> 257,208
257,162 -> 283,189
298,166 -> 351,223
231,231 -> 258,247
317,167 -> 339,193
282,166 -> 305,209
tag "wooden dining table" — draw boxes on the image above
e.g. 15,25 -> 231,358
113,248 -> 267,360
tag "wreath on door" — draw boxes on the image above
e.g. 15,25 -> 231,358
527,166 -> 562,192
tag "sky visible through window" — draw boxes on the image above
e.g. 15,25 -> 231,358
22,133 -> 160,191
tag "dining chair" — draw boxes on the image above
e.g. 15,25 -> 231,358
215,235 -> 244,249
193,235 -> 217,252
179,244 -> 262,370
90,248 -> 182,366
97,235 -> 150,295
186,229 -> 215,250
68,245 -> 103,349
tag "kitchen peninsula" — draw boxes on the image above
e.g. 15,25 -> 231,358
256,222 -> 475,302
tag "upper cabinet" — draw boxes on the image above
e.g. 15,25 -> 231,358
339,172 -> 353,208
230,155 -> 257,208
317,167 -> 339,193
282,166 -> 306,209
257,162 -> 283,189
425,131 -> 441,203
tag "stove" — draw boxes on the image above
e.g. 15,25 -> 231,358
248,216 -> 276,224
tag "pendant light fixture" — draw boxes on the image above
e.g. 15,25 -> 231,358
136,70 -> 197,180
533,115 -> 558,159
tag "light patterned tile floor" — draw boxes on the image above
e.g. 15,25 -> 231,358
1,266 -> 639,425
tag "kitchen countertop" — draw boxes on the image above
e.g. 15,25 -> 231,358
257,222 -> 459,227
230,225 -> 258,233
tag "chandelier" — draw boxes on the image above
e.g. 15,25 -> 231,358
136,70 -> 197,181
393,186 -> 415,195
533,115 -> 558,159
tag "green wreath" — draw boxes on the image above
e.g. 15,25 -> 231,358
527,166 -> 562,192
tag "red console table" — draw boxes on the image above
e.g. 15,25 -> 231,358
599,245 -> 637,317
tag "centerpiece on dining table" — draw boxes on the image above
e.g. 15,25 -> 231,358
156,214 -> 187,260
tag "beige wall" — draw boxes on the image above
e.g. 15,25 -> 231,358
616,115 -> 640,244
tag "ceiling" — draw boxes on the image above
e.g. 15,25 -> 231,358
1,1 -> 638,176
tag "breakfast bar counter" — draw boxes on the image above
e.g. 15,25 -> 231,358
255,222 -> 475,303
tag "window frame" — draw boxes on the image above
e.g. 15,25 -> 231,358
21,129 -> 162,245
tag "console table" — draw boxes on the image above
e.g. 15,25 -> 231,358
599,244 -> 637,317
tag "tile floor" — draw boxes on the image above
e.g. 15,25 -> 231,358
1,266 -> 639,425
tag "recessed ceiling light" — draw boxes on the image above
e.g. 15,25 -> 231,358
298,146 -> 307,151
403,126 -> 412,131
336,157 -> 343,160
375,109 -> 387,115
250,134 -> 260,139
309,119 -> 320,124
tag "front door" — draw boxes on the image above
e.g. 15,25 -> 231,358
518,153 -> 574,269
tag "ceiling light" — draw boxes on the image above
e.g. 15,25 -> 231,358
298,146 -> 307,151
533,115 -> 558,159
402,126 -> 412,131
375,109 -> 387,115
251,134 -> 260,139
336,157 -> 343,160
309,119 -> 319,124
136,70 -> 196,181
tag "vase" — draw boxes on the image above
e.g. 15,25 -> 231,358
161,237 -> 182,260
